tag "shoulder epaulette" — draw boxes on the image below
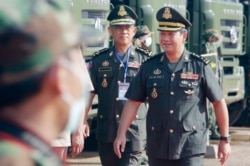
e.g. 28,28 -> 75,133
92,48 -> 110,57
142,53 -> 162,64
190,52 -> 210,65
135,47 -> 153,57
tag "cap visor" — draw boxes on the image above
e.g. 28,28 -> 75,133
157,27 -> 182,31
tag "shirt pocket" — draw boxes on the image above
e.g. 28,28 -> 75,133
182,118 -> 205,146
179,79 -> 199,102
146,78 -> 167,99
97,69 -> 114,89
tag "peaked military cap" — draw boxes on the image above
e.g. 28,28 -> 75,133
107,5 -> 138,25
156,7 -> 192,31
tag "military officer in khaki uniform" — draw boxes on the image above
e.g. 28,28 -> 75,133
114,7 -> 231,166
84,5 -> 151,166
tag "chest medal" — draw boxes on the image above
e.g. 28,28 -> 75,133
151,88 -> 158,98
102,78 -> 108,88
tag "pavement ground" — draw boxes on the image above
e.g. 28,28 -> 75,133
67,127 -> 250,166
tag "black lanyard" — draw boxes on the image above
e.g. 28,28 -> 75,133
0,120 -> 64,166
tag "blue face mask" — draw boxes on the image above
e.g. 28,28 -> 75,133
62,92 -> 89,133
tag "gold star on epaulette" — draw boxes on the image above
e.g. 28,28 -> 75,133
135,47 -> 153,57
92,48 -> 109,57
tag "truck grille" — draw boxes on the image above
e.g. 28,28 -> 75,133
82,10 -> 106,19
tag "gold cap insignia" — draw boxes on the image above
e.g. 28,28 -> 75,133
102,60 -> 109,67
153,68 -> 161,75
118,6 -> 127,17
163,8 -> 172,19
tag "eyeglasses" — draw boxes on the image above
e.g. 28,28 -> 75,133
111,25 -> 134,31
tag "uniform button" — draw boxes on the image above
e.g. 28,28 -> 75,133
135,115 -> 139,119
172,73 -> 175,77
170,110 -> 174,114
100,115 -> 103,119
104,74 -> 107,77
169,129 -> 174,133
116,114 -> 120,118
151,127 -> 155,130
192,126 -> 196,131
154,83 -> 157,86
188,83 -> 191,87
170,92 -> 174,95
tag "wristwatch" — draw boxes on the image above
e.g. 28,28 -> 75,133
220,136 -> 231,143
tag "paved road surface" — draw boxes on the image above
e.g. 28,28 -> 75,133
67,127 -> 250,166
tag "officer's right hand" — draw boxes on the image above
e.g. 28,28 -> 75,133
113,134 -> 126,158
83,120 -> 90,138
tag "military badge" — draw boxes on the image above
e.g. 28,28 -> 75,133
163,8 -> 172,19
180,73 -> 199,80
151,88 -> 158,98
153,68 -> 161,75
128,61 -> 141,68
102,60 -> 109,67
118,6 -> 127,16
184,89 -> 194,95
102,78 -> 108,88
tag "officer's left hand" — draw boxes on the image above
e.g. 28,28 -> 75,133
70,128 -> 84,157
113,134 -> 126,159
217,141 -> 231,165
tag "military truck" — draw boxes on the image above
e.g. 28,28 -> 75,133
71,0 -> 250,149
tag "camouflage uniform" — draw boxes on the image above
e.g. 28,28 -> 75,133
0,0 -> 97,165
204,29 -> 223,139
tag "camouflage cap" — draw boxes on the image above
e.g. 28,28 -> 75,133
204,29 -> 222,41
0,0 -> 105,85
134,25 -> 153,38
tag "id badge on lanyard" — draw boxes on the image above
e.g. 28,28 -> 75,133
116,48 -> 131,101
118,82 -> 130,100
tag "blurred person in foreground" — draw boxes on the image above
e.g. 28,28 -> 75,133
84,5 -> 151,166
114,7 -> 231,166
0,0 -> 101,165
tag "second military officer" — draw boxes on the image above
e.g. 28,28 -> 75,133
84,5 -> 151,166
114,7 -> 231,166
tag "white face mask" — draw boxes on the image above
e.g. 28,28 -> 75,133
144,36 -> 152,47
59,56 -> 91,133
62,92 -> 87,133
